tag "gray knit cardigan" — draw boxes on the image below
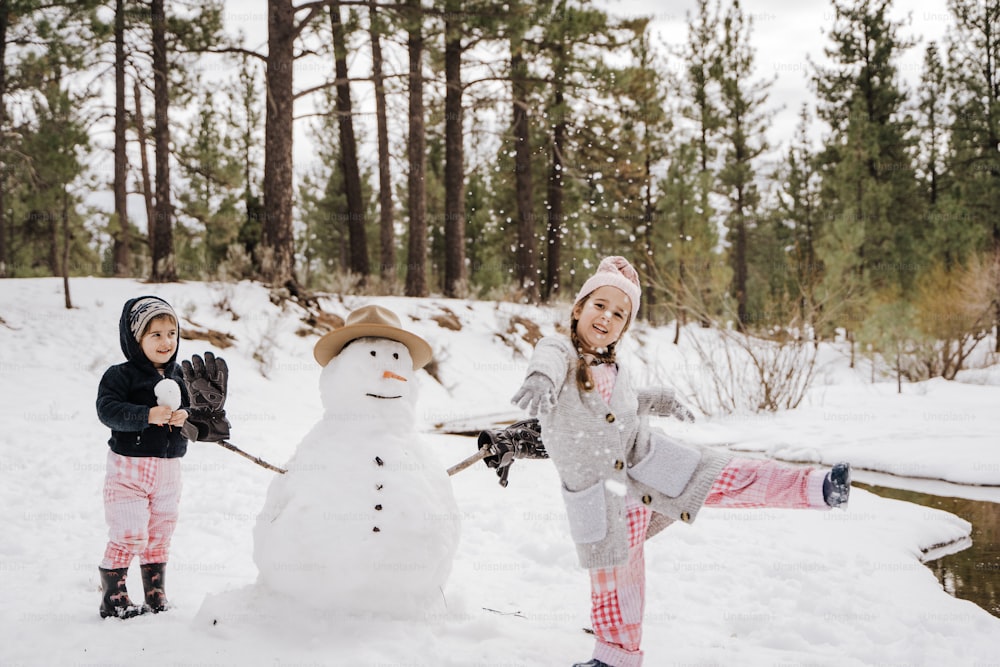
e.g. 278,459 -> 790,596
527,335 -> 732,569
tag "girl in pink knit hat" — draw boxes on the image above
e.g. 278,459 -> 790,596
485,256 -> 850,667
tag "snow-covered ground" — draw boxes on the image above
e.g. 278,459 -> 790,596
2,277 -> 999,666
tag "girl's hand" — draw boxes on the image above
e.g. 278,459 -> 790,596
511,374 -> 557,416
148,405 -> 173,425
168,409 -> 189,427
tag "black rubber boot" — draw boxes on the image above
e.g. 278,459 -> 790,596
823,462 -> 852,508
140,562 -> 169,613
572,660 -> 613,667
98,567 -> 147,619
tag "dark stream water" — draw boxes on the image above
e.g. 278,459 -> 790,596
857,482 -> 1000,618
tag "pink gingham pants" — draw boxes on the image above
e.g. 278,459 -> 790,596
101,450 -> 183,569
589,458 -> 827,667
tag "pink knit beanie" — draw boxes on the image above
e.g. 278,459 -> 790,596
574,256 -> 641,323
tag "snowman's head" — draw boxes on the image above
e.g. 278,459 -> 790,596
319,336 -> 418,429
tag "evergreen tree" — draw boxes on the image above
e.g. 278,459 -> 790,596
329,0 -> 369,282
813,0 -> 922,327
368,4 -> 396,283
175,90 -> 243,277
772,106 -> 824,329
946,0 -> 1000,348
507,0 -> 542,302
228,55 -> 265,277
404,0 -> 428,297
607,18 -> 672,320
715,0 -> 772,331
20,54 -> 100,300
946,0 -> 1000,253
660,0 -> 726,331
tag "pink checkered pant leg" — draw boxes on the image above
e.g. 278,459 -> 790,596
588,502 -> 651,667
705,458 -> 826,509
101,450 -> 183,569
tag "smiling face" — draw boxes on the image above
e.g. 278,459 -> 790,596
139,315 -> 178,368
572,285 -> 631,354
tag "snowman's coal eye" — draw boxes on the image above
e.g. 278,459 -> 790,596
393,353 -> 399,360
370,350 -> 376,357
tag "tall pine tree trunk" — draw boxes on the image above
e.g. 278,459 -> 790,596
544,80 -> 565,301
404,0 -> 427,297
443,0 -> 465,297
0,0 -> 9,278
642,150 -> 655,323
369,6 -> 395,282
262,0 -> 296,287
330,0 -> 368,281
733,204 -> 748,330
133,81 -> 155,251
510,29 -> 538,302
61,184 -> 72,308
150,0 -> 175,282
112,0 -> 130,276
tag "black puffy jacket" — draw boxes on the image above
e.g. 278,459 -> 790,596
96,296 -> 190,458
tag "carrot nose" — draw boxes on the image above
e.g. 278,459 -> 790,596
382,370 -> 407,382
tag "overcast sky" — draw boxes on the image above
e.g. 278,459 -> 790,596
221,0 -> 951,156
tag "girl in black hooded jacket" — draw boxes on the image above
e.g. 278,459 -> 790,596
95,296 -> 190,619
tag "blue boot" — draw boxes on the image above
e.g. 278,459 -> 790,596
823,462 -> 851,508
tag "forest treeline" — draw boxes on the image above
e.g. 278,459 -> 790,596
1,0 -> 998,378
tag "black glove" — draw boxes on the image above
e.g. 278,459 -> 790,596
181,352 -> 231,442
476,418 -> 548,487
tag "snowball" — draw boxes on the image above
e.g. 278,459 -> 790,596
154,378 -> 181,410
605,479 -> 628,497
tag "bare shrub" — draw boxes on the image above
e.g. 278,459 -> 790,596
673,326 -> 818,415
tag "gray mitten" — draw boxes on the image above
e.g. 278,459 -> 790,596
663,394 -> 695,422
640,387 -> 695,422
510,374 -> 557,417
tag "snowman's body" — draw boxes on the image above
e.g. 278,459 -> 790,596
253,337 -> 460,617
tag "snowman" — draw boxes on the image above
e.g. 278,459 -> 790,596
253,305 -> 460,618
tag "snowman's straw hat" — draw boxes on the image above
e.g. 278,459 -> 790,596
313,304 -> 433,370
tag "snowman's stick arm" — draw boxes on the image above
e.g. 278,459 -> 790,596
215,440 -> 287,474
447,446 -> 489,476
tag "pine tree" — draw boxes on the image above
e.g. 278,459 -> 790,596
662,0 -> 726,331
368,4 -> 395,283
813,0 -> 922,321
111,0 -> 129,276
175,90 -> 243,277
715,0 -> 772,331
627,22 -> 672,323
507,0 -> 541,302
228,55 -> 265,277
403,0 -> 428,297
772,107 -> 824,329
329,0 -> 369,282
16,21 -> 98,301
946,0 -> 1000,349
